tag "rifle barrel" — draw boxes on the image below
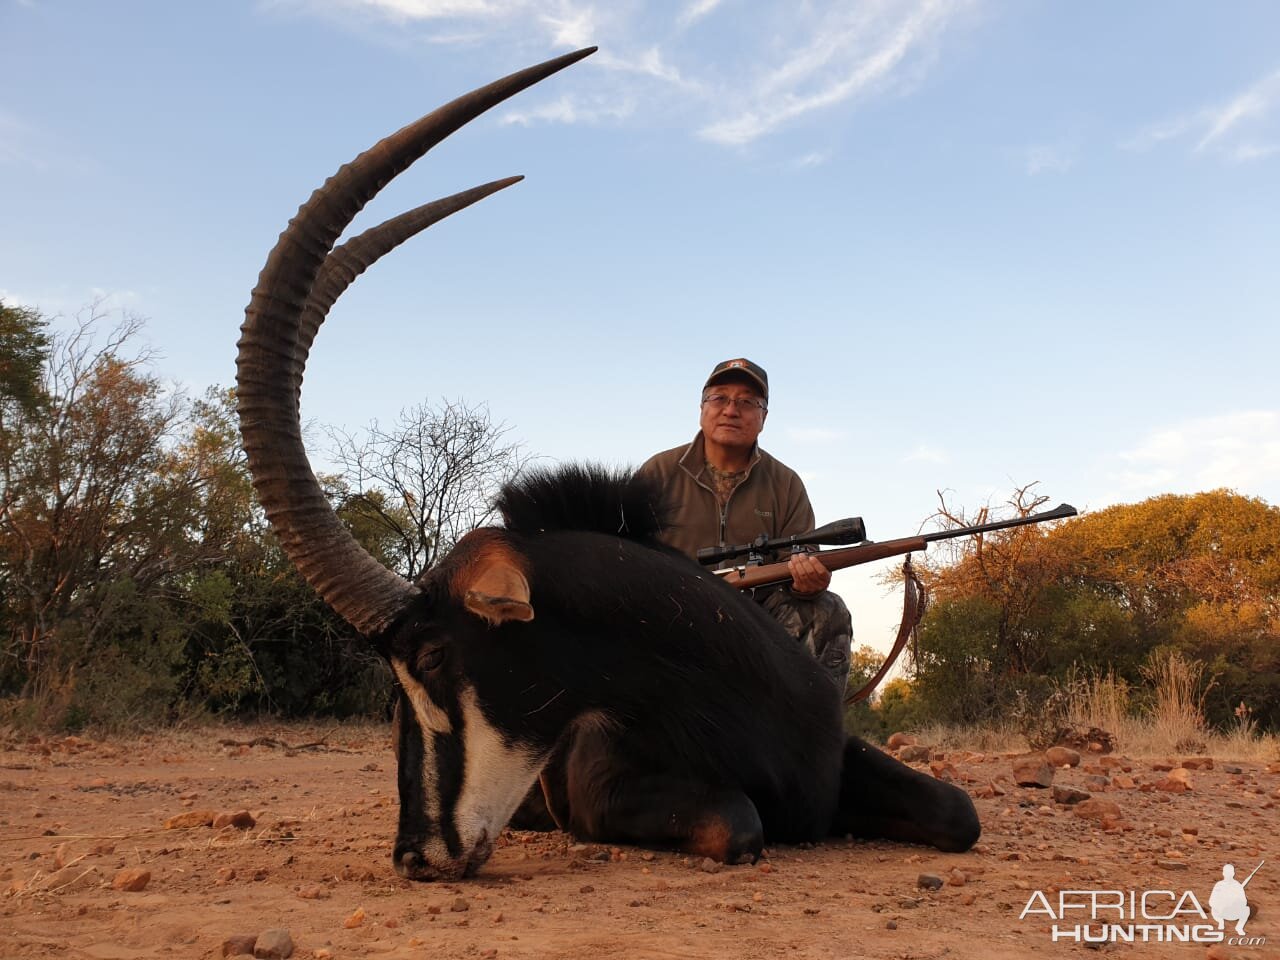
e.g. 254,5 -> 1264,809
922,503 -> 1077,544
715,503 -> 1077,591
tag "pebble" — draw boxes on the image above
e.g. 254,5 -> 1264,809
1012,755 -> 1054,788
898,745 -> 931,763
111,868 -> 151,892
451,897 -> 471,912
165,810 -> 218,829
887,732 -> 917,749
222,935 -> 257,957
1180,757 -> 1213,770
344,907 -> 366,928
886,920 -> 899,930
1046,746 -> 1081,767
699,857 -> 722,874
252,928 -> 293,959
213,810 -> 256,830
1051,785 -> 1091,805
917,873 -> 944,891
1073,798 -> 1122,821
43,865 -> 102,893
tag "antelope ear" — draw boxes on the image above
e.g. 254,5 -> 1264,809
463,560 -> 534,625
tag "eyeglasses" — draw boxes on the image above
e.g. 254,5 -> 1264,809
702,393 -> 767,413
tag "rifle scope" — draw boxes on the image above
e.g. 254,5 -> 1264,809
697,516 -> 867,566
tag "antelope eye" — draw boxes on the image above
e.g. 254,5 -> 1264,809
417,647 -> 446,674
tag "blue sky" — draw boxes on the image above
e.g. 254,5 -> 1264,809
3,1 -> 1277,652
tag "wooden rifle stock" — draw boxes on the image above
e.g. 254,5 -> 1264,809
716,536 -> 928,590
714,502 -> 1077,591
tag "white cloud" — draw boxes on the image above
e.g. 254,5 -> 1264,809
677,0 -> 722,30
1127,66 -> 1280,164
904,444 -> 948,464
1025,143 -> 1074,176
500,93 -> 633,127
793,150 -> 831,169
0,289 -> 34,308
292,0 -> 969,146
699,1 -> 965,146
1103,411 -> 1280,505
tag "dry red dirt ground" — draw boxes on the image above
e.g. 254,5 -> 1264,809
2,725 -> 1277,960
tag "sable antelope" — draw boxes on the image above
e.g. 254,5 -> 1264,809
236,48 -> 980,882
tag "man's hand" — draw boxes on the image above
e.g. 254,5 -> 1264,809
788,552 -> 831,596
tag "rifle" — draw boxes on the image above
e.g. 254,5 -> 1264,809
707,502 -> 1078,591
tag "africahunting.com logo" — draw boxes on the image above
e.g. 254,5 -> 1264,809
1020,860 -> 1266,946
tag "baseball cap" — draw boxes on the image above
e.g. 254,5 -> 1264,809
703,358 -> 768,402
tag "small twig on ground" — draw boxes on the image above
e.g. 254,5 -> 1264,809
216,736 -> 348,753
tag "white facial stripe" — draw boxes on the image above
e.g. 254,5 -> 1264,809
390,658 -> 449,857
454,687 -> 545,846
391,659 -> 452,734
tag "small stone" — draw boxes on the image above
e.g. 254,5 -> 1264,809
887,732 -> 917,750
222,935 -> 257,957
898,745 -> 931,763
344,907 -> 366,928
52,842 -> 73,869
450,897 -> 471,912
1073,799 -> 1123,822
42,865 -> 102,893
917,873 -> 944,891
111,868 -> 151,892
1046,746 -> 1081,767
929,761 -> 958,781
1112,775 -> 1136,790
213,810 -> 256,830
1223,764 -> 1244,775
217,866 -> 236,883
699,857 -> 722,874
886,920 -> 899,930
253,928 -> 294,959
579,884 -> 595,894
1012,755 -> 1055,788
1052,785 -> 1091,805
946,869 -> 968,887
1180,757 -> 1213,770
165,810 -> 217,829
1084,775 -> 1110,791
296,884 -> 328,900
1156,859 -> 1189,871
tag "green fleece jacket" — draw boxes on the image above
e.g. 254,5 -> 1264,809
637,431 -> 815,564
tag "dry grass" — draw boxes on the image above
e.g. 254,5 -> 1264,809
914,653 -> 1279,762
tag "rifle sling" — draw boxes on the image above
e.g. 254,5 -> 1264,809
845,555 -> 926,705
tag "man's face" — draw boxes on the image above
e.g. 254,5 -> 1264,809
699,377 -> 767,452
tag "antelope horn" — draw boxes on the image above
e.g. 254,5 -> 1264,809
293,177 -> 524,410
237,49 -> 596,637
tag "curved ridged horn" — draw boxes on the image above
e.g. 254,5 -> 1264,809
293,177 -> 524,409
237,49 -> 596,637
